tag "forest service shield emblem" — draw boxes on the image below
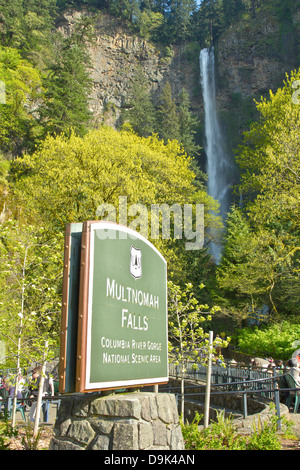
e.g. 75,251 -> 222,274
130,246 -> 142,279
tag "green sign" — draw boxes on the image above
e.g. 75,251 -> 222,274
76,221 -> 168,392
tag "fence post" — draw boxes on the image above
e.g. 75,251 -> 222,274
204,331 -> 213,429
242,378 -> 248,418
273,370 -> 281,431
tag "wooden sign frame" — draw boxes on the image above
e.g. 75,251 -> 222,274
59,223 -> 83,393
75,221 -> 168,393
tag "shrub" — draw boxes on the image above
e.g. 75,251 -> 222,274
181,405 -> 295,450
0,411 -> 17,450
181,411 -> 246,450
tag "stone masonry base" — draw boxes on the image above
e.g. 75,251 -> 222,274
49,392 -> 185,450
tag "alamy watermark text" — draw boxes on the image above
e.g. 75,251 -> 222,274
96,196 -> 204,251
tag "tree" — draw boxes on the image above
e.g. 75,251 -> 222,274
122,67 -> 156,136
156,82 -> 180,142
0,45 -> 43,156
39,18 -> 94,138
238,70 -> 300,227
12,126 -> 221,283
215,206 -> 278,324
0,0 -> 57,64
167,0 -> 197,43
220,69 -> 300,319
168,280 -> 229,418
0,220 -> 62,427
0,220 -> 63,427
223,0 -> 249,26
192,0 -> 225,46
108,0 -> 140,22
0,221 -> 63,367
177,87 -> 200,158
13,126 -> 196,229
134,8 -> 164,38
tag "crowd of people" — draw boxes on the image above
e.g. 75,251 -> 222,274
248,356 -> 300,384
249,357 -> 279,372
0,366 -> 55,422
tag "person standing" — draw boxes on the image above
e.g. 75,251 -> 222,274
287,358 -> 300,385
28,367 -> 54,423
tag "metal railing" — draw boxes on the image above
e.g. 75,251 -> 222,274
2,363 -> 299,431
169,361 -> 278,387
166,362 -> 300,429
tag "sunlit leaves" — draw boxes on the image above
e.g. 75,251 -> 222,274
0,221 -> 63,367
168,280 -> 229,371
14,126 -> 217,234
0,45 -> 43,155
220,69 -> 300,318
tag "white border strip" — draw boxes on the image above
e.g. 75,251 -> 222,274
93,221 -> 167,263
85,222 -> 168,390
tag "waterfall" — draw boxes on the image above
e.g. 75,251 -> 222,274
200,47 -> 233,264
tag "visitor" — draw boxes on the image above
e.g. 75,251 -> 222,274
277,360 -> 284,371
9,371 -> 25,399
250,357 -> 269,371
28,367 -> 54,423
0,377 -> 9,400
287,358 -> 300,385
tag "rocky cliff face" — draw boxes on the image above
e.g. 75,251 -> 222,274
60,10 -> 202,128
89,30 -> 197,128
216,9 -> 300,109
60,9 -> 300,133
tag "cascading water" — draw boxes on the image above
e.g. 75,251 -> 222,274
200,47 -> 234,264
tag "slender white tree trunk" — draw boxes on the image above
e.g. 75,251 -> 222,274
33,341 -> 48,439
11,247 -> 27,429
204,331 -> 213,428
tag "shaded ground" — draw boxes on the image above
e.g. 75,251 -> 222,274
8,425 -> 53,450
281,412 -> 300,450
288,411 -> 300,436
7,411 -> 300,450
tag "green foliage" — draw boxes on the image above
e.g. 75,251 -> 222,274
20,421 -> 44,450
122,67 -> 156,137
247,403 -> 294,450
124,77 -> 201,159
0,411 -> 18,450
215,206 -> 281,322
0,0 -> 57,61
13,126 -> 208,226
134,9 -> 164,39
108,0 -> 140,22
181,405 -> 294,450
156,82 -> 180,142
164,0 -> 198,44
181,411 -> 246,450
217,69 -> 300,327
177,88 -> 201,158
247,415 -> 281,450
0,221 -> 63,366
168,280 -> 229,370
239,70 -> 300,316
233,321 -> 300,360
12,125 -> 220,282
39,18 -> 94,138
0,5 -> 95,155
0,45 -> 43,156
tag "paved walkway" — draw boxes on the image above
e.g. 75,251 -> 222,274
288,411 -> 300,437
14,401 -> 59,425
